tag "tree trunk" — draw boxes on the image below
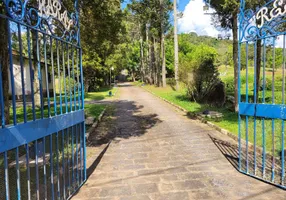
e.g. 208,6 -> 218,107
174,0 -> 179,91
160,0 -> 166,88
140,37 -> 145,82
32,30 -> 41,107
0,16 -> 10,125
132,71 -> 136,82
154,38 -> 161,87
256,40 -> 262,103
233,12 -> 239,112
146,23 -> 152,83
151,36 -> 156,85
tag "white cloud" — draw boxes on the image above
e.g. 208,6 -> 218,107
178,0 -> 219,37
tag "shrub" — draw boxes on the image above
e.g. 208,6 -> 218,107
183,45 -> 222,104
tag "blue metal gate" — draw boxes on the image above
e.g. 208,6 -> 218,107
0,0 -> 86,199
238,0 -> 285,189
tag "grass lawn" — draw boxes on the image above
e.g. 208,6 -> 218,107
85,86 -> 118,101
85,104 -> 106,120
140,66 -> 286,155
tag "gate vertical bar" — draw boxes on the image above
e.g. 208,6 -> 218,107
76,49 -> 80,110
56,132 -> 61,199
43,137 -> 47,199
7,20 -> 17,125
56,40 -> 63,115
62,130 -> 66,199
271,37 -> 276,182
51,37 -> 57,116
238,0 -> 245,172
36,32 -> 44,119
62,43 -> 68,113
16,147 -> 21,200
0,58 -> 5,127
245,42 -> 249,173
67,44 -> 72,112
18,24 -> 27,123
72,47 -> 76,111
262,39 -> 266,178
35,140 -> 40,200
71,125 -> 75,189
43,34 -> 51,117
27,29 -> 36,121
25,143 -> 31,200
282,34 -> 286,185
50,134 -> 55,200
4,151 -> 9,200
253,40 -> 258,175
67,128 -> 71,195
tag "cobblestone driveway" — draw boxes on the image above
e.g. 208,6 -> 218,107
73,83 -> 285,200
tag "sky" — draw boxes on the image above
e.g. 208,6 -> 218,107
121,0 -> 224,38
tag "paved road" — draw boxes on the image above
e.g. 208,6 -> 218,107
73,83 -> 285,200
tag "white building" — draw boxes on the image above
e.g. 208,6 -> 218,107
8,54 -> 53,98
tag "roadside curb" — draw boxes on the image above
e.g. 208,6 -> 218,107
86,108 -> 106,140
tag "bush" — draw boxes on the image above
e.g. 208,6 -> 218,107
183,45 -> 222,104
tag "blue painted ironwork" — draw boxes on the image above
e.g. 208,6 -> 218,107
239,0 -> 286,189
0,0 -> 86,199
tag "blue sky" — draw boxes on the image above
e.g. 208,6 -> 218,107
121,0 -> 224,38
121,0 -> 189,11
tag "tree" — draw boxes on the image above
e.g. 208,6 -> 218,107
129,0 -> 172,87
0,3 -> 10,124
209,0 -> 240,112
80,0 -> 125,90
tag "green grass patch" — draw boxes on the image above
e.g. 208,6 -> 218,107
85,86 -> 118,101
85,104 -> 106,120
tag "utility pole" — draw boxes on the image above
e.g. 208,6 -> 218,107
174,0 -> 179,91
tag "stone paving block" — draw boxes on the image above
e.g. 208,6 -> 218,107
158,183 -> 174,192
188,190 -> 216,200
133,183 -> 159,194
159,174 -> 179,182
126,153 -> 149,159
146,162 -> 170,169
120,164 -> 146,171
99,185 -> 133,197
163,166 -> 188,174
83,178 -> 124,188
74,197 -> 118,200
153,192 -> 190,200
177,172 -> 206,180
89,171 -> 135,180
173,180 -> 206,190
136,169 -> 165,176
119,195 -> 152,200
